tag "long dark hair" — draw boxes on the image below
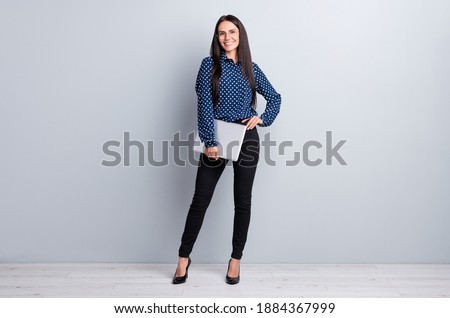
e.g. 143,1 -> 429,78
210,15 -> 257,109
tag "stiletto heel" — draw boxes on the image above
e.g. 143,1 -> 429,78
225,258 -> 240,284
172,257 -> 191,284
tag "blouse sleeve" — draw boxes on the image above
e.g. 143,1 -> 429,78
254,63 -> 282,127
195,57 -> 217,147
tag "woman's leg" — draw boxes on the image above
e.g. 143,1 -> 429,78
178,153 -> 228,258
231,127 -> 260,260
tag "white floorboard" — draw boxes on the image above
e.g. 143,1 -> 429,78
1,263 -> 449,298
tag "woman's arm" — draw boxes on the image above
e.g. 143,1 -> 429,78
253,63 -> 282,127
195,57 -> 217,148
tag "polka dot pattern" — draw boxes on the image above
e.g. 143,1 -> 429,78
195,51 -> 281,147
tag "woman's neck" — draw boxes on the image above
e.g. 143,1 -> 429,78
226,51 -> 238,64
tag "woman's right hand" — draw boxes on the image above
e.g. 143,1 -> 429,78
204,146 -> 219,160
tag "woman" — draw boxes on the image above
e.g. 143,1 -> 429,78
173,15 -> 281,285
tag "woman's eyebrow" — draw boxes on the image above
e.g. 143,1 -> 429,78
218,28 -> 238,32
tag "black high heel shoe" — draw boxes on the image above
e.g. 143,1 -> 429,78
225,258 -> 240,285
172,257 -> 191,284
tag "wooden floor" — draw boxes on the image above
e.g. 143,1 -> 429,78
1,263 -> 450,298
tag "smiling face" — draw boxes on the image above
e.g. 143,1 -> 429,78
217,20 -> 240,59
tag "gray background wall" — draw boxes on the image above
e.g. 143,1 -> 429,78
1,0 -> 449,263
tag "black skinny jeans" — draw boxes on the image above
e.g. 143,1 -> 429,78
178,126 -> 260,260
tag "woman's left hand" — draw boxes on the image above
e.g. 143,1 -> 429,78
242,116 -> 262,130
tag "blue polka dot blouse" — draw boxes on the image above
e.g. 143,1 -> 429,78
195,51 -> 281,147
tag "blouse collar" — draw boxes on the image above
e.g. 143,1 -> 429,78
220,51 -> 239,64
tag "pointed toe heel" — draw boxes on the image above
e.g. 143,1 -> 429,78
225,258 -> 240,285
172,257 -> 191,284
